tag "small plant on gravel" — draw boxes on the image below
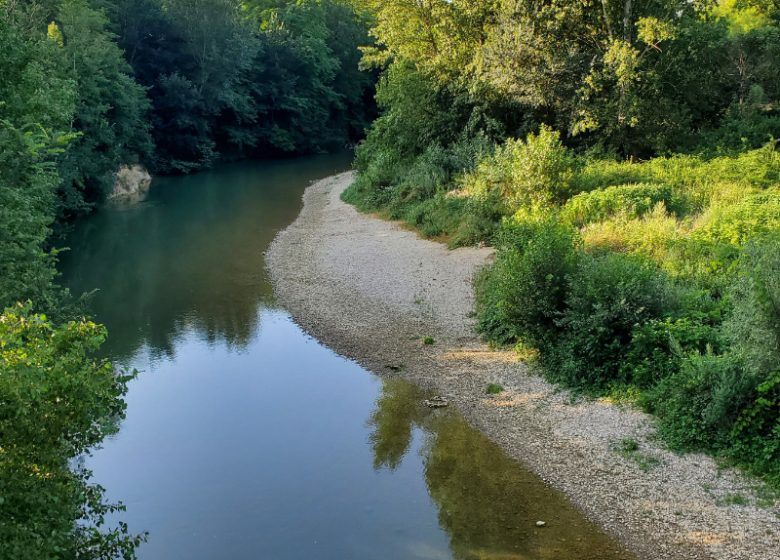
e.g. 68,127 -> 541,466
486,383 -> 504,395
615,438 -> 661,472
753,484 -> 780,508
422,336 -> 435,345
717,493 -> 749,507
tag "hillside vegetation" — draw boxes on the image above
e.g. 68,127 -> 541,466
344,0 -> 780,488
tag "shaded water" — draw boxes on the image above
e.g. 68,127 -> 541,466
59,155 -> 633,559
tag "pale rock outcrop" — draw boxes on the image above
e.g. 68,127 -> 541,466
110,164 -> 152,203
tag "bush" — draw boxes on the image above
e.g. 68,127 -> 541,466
724,234 -> 780,375
692,189 -> 780,246
699,87 -> 780,151
639,237 -> 780,483
620,316 -> 722,388
644,352 -> 756,451
730,371 -> 780,484
0,304 -> 141,559
571,144 -> 780,214
463,126 -> 580,211
548,253 -> 677,389
561,182 -> 677,226
580,204 -> 681,262
344,135 -> 498,245
476,218 -> 581,347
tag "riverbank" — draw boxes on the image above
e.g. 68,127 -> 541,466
266,172 -> 780,560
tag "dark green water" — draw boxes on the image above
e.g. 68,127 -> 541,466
59,155 -> 633,560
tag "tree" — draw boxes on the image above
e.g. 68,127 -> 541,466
0,304 -> 142,560
55,0 -> 153,220
0,7 -> 75,311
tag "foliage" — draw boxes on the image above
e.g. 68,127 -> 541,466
644,352 -> 754,451
726,235 -> 780,376
476,217 -> 581,347
486,383 -> 504,395
0,304 -> 141,559
548,253 -> 676,389
561,182 -> 677,226
106,0 -> 377,173
55,0 -> 153,220
475,169 -> 780,484
0,10 -> 74,311
620,316 -> 722,388
0,121 -> 67,313
462,126 -> 580,211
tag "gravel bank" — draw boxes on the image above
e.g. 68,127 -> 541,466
266,172 -> 780,560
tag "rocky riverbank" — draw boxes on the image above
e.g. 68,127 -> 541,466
266,172 -> 780,560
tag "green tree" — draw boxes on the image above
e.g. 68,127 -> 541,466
55,0 -> 153,220
0,7 -> 75,310
0,305 -> 142,560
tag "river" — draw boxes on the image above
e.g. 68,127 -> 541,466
59,154 -> 633,560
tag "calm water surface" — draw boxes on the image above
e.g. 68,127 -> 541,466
59,155 -> 633,559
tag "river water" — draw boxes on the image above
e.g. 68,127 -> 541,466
59,155 -> 632,560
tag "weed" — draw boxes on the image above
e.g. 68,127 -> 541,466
486,383 -> 504,395
717,493 -> 749,506
615,438 -> 661,472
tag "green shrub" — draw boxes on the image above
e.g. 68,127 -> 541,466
644,352 -> 756,451
693,189 -> 780,247
720,235 -> 780,482
580,204 -> 681,263
640,237 -> 780,483
730,371 -> 780,484
0,304 -> 141,558
476,218 -> 581,347
486,383 -> 504,394
343,152 -> 400,210
620,316 -> 722,388
699,88 -> 780,151
345,135 -> 498,245
570,144 -> 780,214
548,253 -> 677,389
562,182 -> 677,226
463,126 -> 580,211
724,234 -> 780,375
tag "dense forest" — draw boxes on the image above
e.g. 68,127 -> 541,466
0,0 -> 374,558
345,0 -> 780,492
4,0 -> 780,557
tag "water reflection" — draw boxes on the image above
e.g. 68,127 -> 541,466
369,380 -> 632,560
59,154 -> 352,362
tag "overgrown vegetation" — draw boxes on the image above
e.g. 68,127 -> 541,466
483,147 -> 780,489
345,1 -> 780,489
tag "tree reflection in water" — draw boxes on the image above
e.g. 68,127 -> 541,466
368,379 -> 634,560
59,155 -> 352,362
